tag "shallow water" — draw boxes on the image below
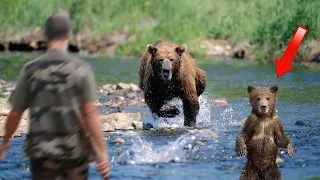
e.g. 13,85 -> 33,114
0,53 -> 320,180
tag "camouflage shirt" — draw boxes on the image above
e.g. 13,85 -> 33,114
9,50 -> 97,161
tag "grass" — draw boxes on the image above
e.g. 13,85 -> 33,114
0,0 -> 319,60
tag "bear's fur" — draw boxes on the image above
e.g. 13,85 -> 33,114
235,85 -> 295,180
138,40 -> 206,127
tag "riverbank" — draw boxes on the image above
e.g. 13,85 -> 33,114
1,27 -> 320,63
1,0 -> 320,62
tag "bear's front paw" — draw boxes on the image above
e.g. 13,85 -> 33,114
159,105 -> 180,118
287,143 -> 294,158
236,145 -> 247,158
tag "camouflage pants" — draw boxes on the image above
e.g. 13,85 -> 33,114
30,158 -> 90,180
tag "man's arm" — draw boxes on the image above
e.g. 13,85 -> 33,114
81,101 -> 108,156
78,65 -> 110,178
2,111 -> 24,144
3,68 -> 29,144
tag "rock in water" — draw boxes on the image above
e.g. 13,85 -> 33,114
114,138 -> 125,145
102,123 -> 116,132
143,123 -> 154,130
295,120 -> 307,126
0,109 -> 10,116
99,113 -> 142,130
116,83 -> 131,90
194,141 -> 206,146
132,121 -> 143,130
214,98 -> 229,108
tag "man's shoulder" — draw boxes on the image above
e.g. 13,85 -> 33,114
23,52 -> 92,73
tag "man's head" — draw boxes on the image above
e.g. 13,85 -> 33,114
45,13 -> 72,42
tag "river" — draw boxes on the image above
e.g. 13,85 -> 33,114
0,52 -> 319,180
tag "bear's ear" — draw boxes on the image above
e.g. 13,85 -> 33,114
270,85 -> 278,94
247,86 -> 255,94
147,44 -> 157,56
175,44 -> 187,56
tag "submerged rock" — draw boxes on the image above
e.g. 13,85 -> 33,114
188,129 -> 218,138
295,120 -> 308,126
194,141 -> 206,146
143,123 -> 154,130
114,138 -> 125,145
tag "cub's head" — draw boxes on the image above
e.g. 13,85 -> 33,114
247,85 -> 278,117
146,43 -> 187,81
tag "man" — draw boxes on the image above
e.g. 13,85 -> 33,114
0,13 -> 110,179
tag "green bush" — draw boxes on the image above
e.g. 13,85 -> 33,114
0,0 -> 319,59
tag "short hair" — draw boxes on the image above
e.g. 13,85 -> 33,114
44,13 -> 72,41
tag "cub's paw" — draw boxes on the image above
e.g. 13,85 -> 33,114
287,143 -> 295,158
236,145 -> 247,158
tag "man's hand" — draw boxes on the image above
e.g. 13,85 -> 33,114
0,142 -> 10,160
96,154 -> 110,179
81,101 -> 110,179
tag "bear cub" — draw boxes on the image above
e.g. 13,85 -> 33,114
236,85 -> 294,180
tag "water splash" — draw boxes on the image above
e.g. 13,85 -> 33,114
143,95 -> 212,128
114,133 -> 205,165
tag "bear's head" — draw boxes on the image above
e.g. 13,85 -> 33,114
146,43 -> 187,81
247,85 -> 278,117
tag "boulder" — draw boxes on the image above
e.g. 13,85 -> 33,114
214,98 -> 229,108
0,116 -> 29,137
99,113 -> 142,131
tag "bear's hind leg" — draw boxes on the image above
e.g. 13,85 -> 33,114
195,69 -> 206,96
240,163 -> 259,180
264,165 -> 282,180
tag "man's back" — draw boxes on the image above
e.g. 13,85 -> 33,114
9,50 -> 96,161
1,13 -> 110,179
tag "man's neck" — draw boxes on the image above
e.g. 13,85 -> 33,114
46,40 -> 69,52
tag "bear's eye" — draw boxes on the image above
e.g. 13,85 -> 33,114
170,59 -> 174,62
257,98 -> 261,101
159,59 -> 164,62
266,97 -> 270,101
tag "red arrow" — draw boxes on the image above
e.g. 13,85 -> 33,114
276,25 -> 308,78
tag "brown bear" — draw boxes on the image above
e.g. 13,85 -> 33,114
235,85 -> 295,180
138,40 -> 206,127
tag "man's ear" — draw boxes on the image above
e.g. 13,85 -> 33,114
146,44 -> 157,56
175,44 -> 187,56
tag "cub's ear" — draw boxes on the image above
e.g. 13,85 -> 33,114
270,85 -> 278,94
175,44 -> 187,56
147,44 -> 157,56
247,86 -> 255,94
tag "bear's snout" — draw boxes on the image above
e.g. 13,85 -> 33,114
162,60 -> 172,80
260,104 -> 268,113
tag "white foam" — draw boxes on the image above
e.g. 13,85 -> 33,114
114,133 -> 204,165
143,95 -> 212,128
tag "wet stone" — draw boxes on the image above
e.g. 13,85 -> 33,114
143,123 -> 154,130
295,120 -> 307,126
